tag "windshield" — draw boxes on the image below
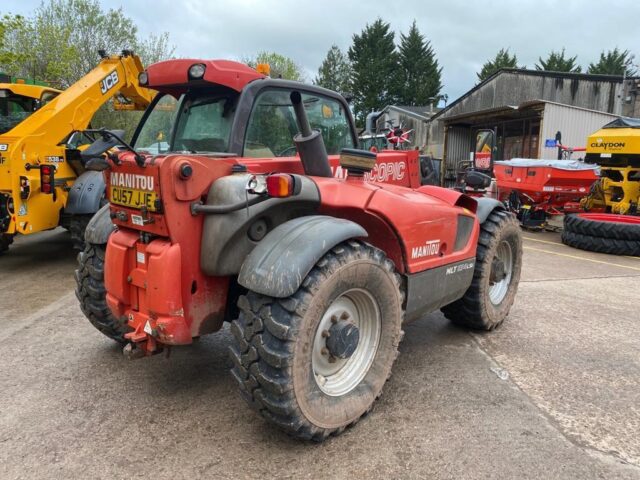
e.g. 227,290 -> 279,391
133,92 -> 237,155
0,92 -> 37,134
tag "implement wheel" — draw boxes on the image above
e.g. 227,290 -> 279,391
442,210 -> 523,330
564,213 -> 640,242
230,240 -> 404,441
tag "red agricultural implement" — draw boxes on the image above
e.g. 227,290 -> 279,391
457,129 -> 599,229
493,159 -> 599,228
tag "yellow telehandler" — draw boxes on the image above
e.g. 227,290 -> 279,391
0,51 -> 154,253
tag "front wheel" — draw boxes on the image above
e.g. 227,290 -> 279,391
442,210 -> 523,330
229,240 -> 404,441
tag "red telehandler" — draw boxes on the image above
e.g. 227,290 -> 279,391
76,59 -> 523,440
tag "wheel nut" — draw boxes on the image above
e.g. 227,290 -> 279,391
321,330 -> 330,338
340,312 -> 350,320
328,356 -> 337,363
330,315 -> 338,324
321,347 -> 329,356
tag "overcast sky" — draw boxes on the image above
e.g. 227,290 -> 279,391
3,0 -> 640,103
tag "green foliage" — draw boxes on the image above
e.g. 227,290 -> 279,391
0,1 -> 174,140
397,20 -> 442,106
0,14 -> 29,69
245,51 -> 304,81
535,48 -> 581,73
314,45 -> 351,94
477,48 -> 521,82
348,18 -> 399,124
587,48 -> 637,76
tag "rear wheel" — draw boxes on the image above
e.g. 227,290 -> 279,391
75,242 -> 131,343
0,233 -> 13,255
442,210 -> 523,330
229,240 -> 404,441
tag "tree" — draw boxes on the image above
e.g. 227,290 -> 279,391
0,14 -> 28,70
245,51 -> 304,81
0,1 -> 175,141
588,48 -> 637,76
535,48 -> 581,73
314,45 -> 351,94
348,18 -> 399,125
477,48 -> 520,82
397,20 -> 442,106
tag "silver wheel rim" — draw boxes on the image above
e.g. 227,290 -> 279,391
312,289 -> 381,397
489,240 -> 513,305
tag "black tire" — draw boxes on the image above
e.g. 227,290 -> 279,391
561,230 -> 640,256
564,214 -> 640,241
68,214 -> 93,250
442,210 -> 523,330
0,233 -> 13,255
229,240 -> 404,441
75,242 -> 131,343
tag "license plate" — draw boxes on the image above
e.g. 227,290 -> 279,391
110,186 -> 158,211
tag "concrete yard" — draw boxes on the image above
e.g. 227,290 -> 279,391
0,228 -> 639,479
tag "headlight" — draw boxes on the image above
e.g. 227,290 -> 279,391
138,71 -> 148,86
188,63 -> 206,79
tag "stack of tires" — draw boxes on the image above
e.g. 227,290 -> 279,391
562,213 -> 640,256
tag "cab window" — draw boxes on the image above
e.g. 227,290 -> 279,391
244,89 -> 354,158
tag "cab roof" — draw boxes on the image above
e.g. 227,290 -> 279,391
145,59 -> 265,92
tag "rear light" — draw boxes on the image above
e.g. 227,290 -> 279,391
266,174 -> 295,198
40,165 -> 55,195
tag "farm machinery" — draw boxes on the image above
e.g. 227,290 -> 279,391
457,129 -> 598,229
0,51 -> 154,254
561,117 -> 640,255
75,59 -> 523,440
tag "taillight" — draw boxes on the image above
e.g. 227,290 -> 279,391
40,165 -> 54,194
266,174 -> 295,198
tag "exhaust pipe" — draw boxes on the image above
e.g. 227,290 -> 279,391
290,91 -> 332,178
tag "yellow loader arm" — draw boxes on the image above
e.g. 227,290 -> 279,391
0,51 -> 155,237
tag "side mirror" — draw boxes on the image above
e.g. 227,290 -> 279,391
473,128 -> 496,173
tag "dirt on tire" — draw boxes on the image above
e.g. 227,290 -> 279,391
229,240 -> 404,441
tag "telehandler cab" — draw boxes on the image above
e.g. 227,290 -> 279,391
0,51 -> 154,254
76,59 -> 523,441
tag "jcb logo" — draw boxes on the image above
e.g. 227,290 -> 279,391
100,71 -> 119,94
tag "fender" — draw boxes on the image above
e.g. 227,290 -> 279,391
64,170 -> 106,215
238,215 -> 367,298
84,203 -> 116,245
475,197 -> 506,224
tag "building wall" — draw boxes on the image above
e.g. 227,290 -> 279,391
444,71 -> 624,118
538,103 -> 618,158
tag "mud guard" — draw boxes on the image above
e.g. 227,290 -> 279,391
64,170 -> 106,215
475,197 -> 505,224
84,204 -> 115,245
238,215 -> 367,298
